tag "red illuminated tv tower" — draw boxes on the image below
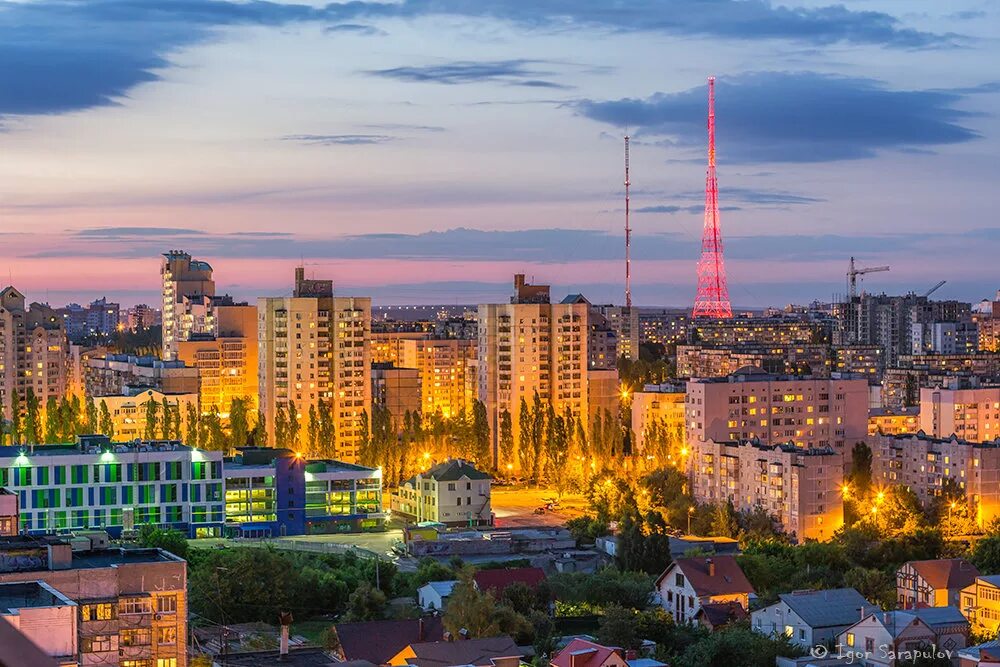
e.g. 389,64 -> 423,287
692,76 -> 733,319
624,135 -> 632,308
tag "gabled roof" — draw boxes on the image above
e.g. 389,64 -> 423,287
656,555 -> 755,598
420,580 -> 458,598
869,607 -> 969,639
696,600 -> 748,628
551,638 -> 620,667
777,588 -> 879,629
473,567 -> 546,597
398,635 -> 522,667
905,558 -> 979,591
425,459 -> 492,482
334,617 -> 444,664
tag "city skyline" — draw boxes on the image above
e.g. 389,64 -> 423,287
0,0 -> 998,307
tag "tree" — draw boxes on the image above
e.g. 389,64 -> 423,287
972,529 -> 1000,575
274,403 -> 289,448
850,442 -> 873,494
358,409 -> 372,465
161,397 -> 174,439
185,402 -> 200,447
251,410 -> 267,447
344,582 -> 387,621
517,397 -> 532,475
597,605 -> 639,650
443,568 -> 499,638
137,525 -> 189,559
471,400 -> 492,469
317,399 -> 335,456
23,388 -> 41,444
44,395 -> 60,443
287,401 -> 301,451
229,397 -> 250,449
98,400 -> 114,439
143,396 -> 160,440
307,404 -> 320,456
84,395 -> 98,435
498,407 -> 514,472
202,406 -> 225,451
675,625 -> 802,667
710,500 -> 740,539
8,389 -> 21,445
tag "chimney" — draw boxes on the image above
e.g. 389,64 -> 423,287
295,267 -> 305,283
278,612 -> 293,660
706,558 -> 715,577
418,617 -> 425,641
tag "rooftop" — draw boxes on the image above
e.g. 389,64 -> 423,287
905,559 -> 979,591
656,555 -> 755,597
406,459 -> 491,485
880,430 -> 1000,448
777,588 -> 879,629
334,617 -> 445,665
551,638 -> 619,667
396,635 -> 523,667
473,567 -> 546,596
714,438 -> 839,457
0,435 -> 204,459
0,581 -> 75,613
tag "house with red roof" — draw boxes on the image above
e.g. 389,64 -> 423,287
897,558 -> 979,609
473,567 -> 546,598
550,638 -> 627,667
655,555 -> 754,625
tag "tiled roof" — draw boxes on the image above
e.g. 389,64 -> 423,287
399,636 -> 522,667
778,588 -> 879,629
335,617 -> 444,664
656,555 -> 755,598
697,601 -> 748,627
906,559 -> 979,590
551,638 -> 619,667
473,567 -> 546,597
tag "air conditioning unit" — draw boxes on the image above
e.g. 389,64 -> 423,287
155,613 -> 163,621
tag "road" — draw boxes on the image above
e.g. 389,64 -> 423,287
490,487 -> 587,528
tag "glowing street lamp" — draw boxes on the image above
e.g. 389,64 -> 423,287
841,483 -> 850,499
688,506 -> 695,534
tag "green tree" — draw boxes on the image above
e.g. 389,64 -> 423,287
471,400 -> 492,469
307,404 -> 320,456
344,582 -> 387,621
971,529 -> 1000,575
161,397 -> 174,439
202,406 -> 225,451
229,397 -> 250,449
443,568 -> 499,638
850,441 -> 873,495
137,525 -> 189,559
44,395 -> 60,443
251,410 -> 267,447
358,409 -> 372,465
287,401 -> 301,451
8,390 -> 21,445
517,397 -> 532,475
84,396 -> 98,434
597,604 -> 639,650
710,500 -> 740,539
143,396 -> 160,440
185,402 -> 200,446
498,407 -> 514,472
676,625 -> 802,667
23,388 -> 42,444
317,399 -> 335,456
98,400 -> 114,439
274,403 -> 289,449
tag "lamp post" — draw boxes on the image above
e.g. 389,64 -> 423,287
688,506 -> 695,535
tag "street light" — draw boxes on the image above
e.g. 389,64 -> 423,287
688,506 -> 695,535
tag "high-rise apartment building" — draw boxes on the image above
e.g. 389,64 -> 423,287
161,251 -> 215,360
595,304 -> 639,361
0,287 -> 69,422
477,275 -> 589,467
692,438 -> 843,541
176,302 -> 258,415
919,386 -> 1000,441
399,338 -> 476,418
631,384 -> 686,459
0,534 -> 189,667
676,344 -> 831,379
258,268 -> 371,461
84,354 -> 199,397
371,364 -> 422,424
685,370 -> 869,465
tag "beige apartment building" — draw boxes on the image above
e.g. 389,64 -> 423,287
371,365 -> 422,424
95,389 -> 199,441
872,432 -> 1000,528
692,438 -> 844,541
390,459 -> 492,527
371,332 -> 427,365
477,275 -> 589,469
594,304 -> 639,361
631,384 -> 686,459
160,251 -> 215,361
0,287 -> 69,421
258,268 -> 371,461
176,303 -> 258,416
84,354 -> 199,397
0,534 -> 188,667
920,385 -> 1000,441
399,338 -> 476,419
676,344 -> 831,379
685,370 -> 869,465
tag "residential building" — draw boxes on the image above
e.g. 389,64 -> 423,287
962,576 -> 1000,634
0,534 -> 189,667
838,608 -> 969,667
883,354 -> 1000,410
387,636 -> 523,667
477,275 -> 589,468
473,567 -> 545,598
920,386 -> 1000,441
685,370 -> 869,464
161,250 -> 216,360
871,433 -> 1000,529
0,488 -> 17,535
654,555 -> 754,624
696,601 -> 748,631
912,321 -> 979,356
94,388 -> 198,441
692,438 -> 843,541
691,317 -> 830,347
371,364 -> 422,425
631,384 -> 685,460
595,305 -> 639,361
332,618 -> 445,665
835,345 -> 884,382
676,344 -> 831,379
124,303 -> 160,332
390,459 -> 491,527
752,588 -> 880,649
588,369 -> 620,422
258,267 -> 371,461
0,287 -> 69,421
868,407 -> 920,436
223,447 -> 384,537
638,308 -> 689,346
176,301 -> 258,416
57,297 -> 120,342
84,354 -> 199,397
551,638 -> 627,667
0,581 -> 77,666
0,435 -> 224,537
897,559 -> 980,610
399,337 -> 476,418
372,332 -> 428,365
417,581 -> 457,611
0,614 -> 63,667
957,640 -> 1000,666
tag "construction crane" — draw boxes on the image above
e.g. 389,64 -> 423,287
847,256 -> 889,300
923,280 -> 946,298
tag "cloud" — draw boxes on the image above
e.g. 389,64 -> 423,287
365,60 -> 562,86
0,0 -> 952,115
575,71 -> 985,163
281,134 -> 396,145
324,23 -> 386,36
75,226 -> 206,238
360,123 -> 446,132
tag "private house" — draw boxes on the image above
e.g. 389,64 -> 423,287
962,575 -> 1000,634
655,555 -> 754,624
897,559 -> 979,609
417,581 -> 458,611
752,588 -> 880,649
387,636 -> 523,667
551,638 -> 627,667
838,608 -> 969,667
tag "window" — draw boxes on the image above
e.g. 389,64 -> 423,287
157,595 -> 177,614
157,626 -> 177,645
82,635 -> 113,652
81,603 -> 114,621
121,661 -> 154,667
675,573 -> 684,587
784,625 -> 793,637
120,628 -> 151,646
119,598 -> 152,615
157,660 -> 178,667
447,483 -> 456,491
799,628 -> 805,640
846,633 -> 855,647
865,637 -> 874,653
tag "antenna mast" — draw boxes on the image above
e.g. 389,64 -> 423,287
624,135 -> 632,308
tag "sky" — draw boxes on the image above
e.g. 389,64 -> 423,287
0,0 -> 998,308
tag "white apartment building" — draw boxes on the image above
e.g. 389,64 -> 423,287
390,459 -> 492,527
160,251 -> 215,361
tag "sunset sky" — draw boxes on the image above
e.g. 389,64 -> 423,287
0,0 -> 997,307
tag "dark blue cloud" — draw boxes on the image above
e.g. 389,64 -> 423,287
75,226 -> 205,237
366,60 -> 564,87
576,72 -> 985,163
324,23 -> 386,36
282,134 -> 396,146
0,0 -> 953,116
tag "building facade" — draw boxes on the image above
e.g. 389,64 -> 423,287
0,435 -> 224,537
95,389 -> 199,442
685,371 -> 869,464
398,337 -> 476,419
390,459 -> 491,527
691,438 -> 844,541
84,354 -> 199,397
676,344 -> 831,379
920,386 -> 1000,441
161,250 -> 216,361
258,268 -> 372,461
868,407 -> 920,436
631,384 -> 685,460
371,365 -> 422,426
